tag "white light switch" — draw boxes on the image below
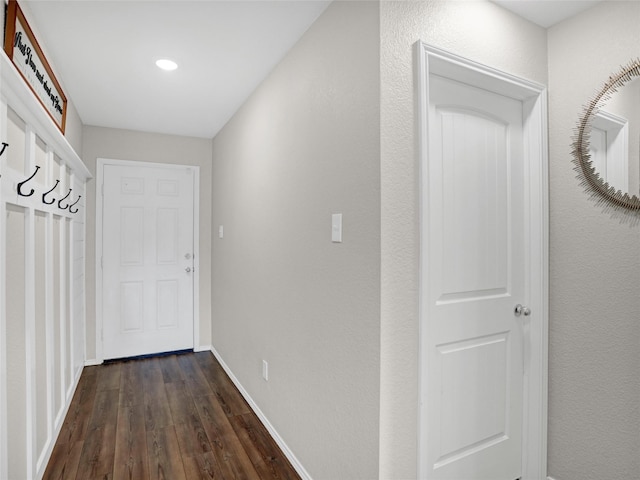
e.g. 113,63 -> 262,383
332,213 -> 342,243
218,225 -> 224,238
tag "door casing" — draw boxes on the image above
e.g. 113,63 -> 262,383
591,110 -> 629,193
95,158 -> 200,363
416,43 -> 549,479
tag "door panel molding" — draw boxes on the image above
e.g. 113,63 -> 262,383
95,158 -> 200,363
416,42 -> 549,480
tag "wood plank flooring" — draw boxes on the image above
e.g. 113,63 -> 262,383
44,351 -> 301,480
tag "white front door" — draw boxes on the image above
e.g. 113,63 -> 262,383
101,163 -> 195,360
423,74 -> 526,479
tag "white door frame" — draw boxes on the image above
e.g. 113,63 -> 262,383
95,158 -> 200,363
591,110 -> 629,193
416,43 -> 549,480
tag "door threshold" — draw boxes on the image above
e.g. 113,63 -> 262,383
103,348 -> 194,364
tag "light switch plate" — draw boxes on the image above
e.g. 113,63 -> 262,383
218,225 -> 224,238
332,213 -> 342,243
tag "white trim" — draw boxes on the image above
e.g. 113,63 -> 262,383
521,85 -> 550,480
41,151 -> 54,475
1,47 -> 90,478
416,42 -> 549,480
84,358 -> 103,367
24,128 -> 36,480
95,158 -> 200,362
591,110 -> 629,193
194,344 -> 213,353
0,99 -> 8,480
62,207 -> 71,404
35,365 -> 83,479
210,347 -> 313,480
58,168 -> 68,420
94,161 -> 104,363
191,168 -> 201,350
548,476 -> 557,480
0,52 -> 89,181
78,179 -> 88,378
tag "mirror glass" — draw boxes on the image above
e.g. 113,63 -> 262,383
588,75 -> 640,198
573,59 -> 640,209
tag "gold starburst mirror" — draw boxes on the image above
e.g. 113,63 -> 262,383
572,58 -> 640,211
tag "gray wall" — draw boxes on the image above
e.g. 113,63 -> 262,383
14,0 -> 83,156
547,3 -> 640,478
211,2 -> 380,478
64,100 -> 84,156
379,1 -> 548,477
82,126 -> 213,360
17,1 -> 638,478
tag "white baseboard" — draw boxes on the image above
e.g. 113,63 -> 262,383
548,476 -> 557,480
209,347 -> 313,480
84,358 -> 102,366
194,344 -> 213,353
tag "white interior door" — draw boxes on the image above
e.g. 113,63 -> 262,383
423,74 -> 526,479
102,163 -> 195,360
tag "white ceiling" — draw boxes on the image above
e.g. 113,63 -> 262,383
493,0 -> 602,28
18,1 -> 602,140
20,0 -> 331,139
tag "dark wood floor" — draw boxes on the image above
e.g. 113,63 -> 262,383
44,351 -> 301,480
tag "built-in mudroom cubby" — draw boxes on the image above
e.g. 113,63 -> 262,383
0,49 -> 91,478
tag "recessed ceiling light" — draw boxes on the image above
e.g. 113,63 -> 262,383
156,59 -> 178,71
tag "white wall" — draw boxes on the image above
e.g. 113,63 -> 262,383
13,0 -> 83,156
81,126 -> 213,361
211,1 -> 380,478
547,3 -> 640,478
379,1 -> 548,477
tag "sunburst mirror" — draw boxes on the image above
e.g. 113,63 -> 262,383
572,58 -> 640,210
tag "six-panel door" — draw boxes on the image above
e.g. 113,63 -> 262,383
102,164 -> 195,359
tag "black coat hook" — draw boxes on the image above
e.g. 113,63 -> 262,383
58,188 -> 72,210
17,166 -> 41,197
0,142 -> 8,178
42,179 -> 60,205
68,195 -> 81,214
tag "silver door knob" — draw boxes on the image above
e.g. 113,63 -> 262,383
185,267 -> 192,273
514,304 -> 531,317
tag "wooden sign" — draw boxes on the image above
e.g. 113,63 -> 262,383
4,0 -> 67,133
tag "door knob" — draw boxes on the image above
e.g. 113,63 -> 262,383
514,304 -> 531,317
185,267 -> 192,273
